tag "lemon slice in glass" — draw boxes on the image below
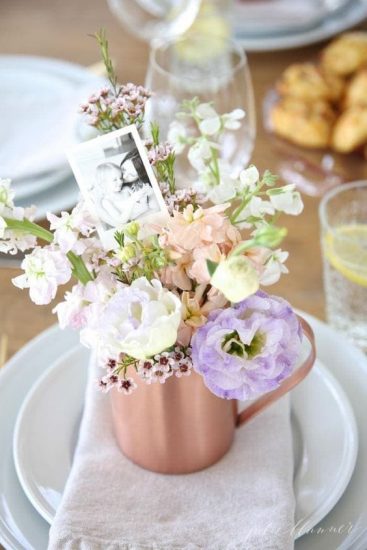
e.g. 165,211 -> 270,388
324,224 -> 367,287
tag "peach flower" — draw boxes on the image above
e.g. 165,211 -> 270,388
176,285 -> 229,346
160,204 -> 241,253
188,243 -> 225,284
160,252 -> 192,291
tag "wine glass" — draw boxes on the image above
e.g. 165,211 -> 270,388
145,34 -> 256,182
107,0 -> 201,42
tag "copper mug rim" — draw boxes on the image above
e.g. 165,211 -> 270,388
235,315 -> 316,427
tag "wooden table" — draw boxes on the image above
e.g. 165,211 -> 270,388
0,0 -> 366,361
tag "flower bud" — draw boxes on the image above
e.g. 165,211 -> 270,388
210,256 -> 259,303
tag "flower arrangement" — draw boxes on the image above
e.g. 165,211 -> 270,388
0,31 -> 305,401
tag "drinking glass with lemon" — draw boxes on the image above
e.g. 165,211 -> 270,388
320,181 -> 367,351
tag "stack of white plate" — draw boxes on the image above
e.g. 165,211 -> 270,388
233,0 -> 367,51
0,312 -> 367,549
0,56 -> 102,221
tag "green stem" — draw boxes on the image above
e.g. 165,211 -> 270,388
229,239 -> 256,257
4,218 -> 53,242
210,147 -> 220,186
67,251 -> 93,284
230,180 -> 265,224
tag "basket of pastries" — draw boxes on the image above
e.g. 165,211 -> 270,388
269,32 -> 367,158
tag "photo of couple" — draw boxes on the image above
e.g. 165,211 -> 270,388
67,125 -> 167,246
93,149 -> 159,228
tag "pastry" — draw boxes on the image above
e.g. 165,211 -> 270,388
321,32 -> 367,76
270,97 -> 336,149
331,106 -> 367,153
344,69 -> 367,108
276,62 -> 344,103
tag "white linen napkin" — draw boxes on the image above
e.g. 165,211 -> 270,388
48,356 -> 295,550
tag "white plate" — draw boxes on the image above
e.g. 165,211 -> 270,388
13,345 -> 358,535
12,169 -> 71,201
234,0 -> 367,51
1,314 -> 367,550
233,0 -> 352,37
16,174 -> 80,222
0,56 -> 101,182
0,325 -> 80,550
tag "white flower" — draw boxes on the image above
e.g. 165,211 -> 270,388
167,121 -> 187,154
197,103 -> 221,136
222,108 -> 245,130
268,185 -> 304,215
210,256 -> 259,303
188,139 -> 214,171
0,216 -> 6,240
86,277 -> 182,360
12,246 -> 72,305
47,203 -> 96,254
53,283 -> 88,329
239,165 -> 259,192
0,201 -> 37,254
207,179 -> 237,204
47,211 -> 79,253
260,249 -> 289,286
240,196 -> 275,219
0,178 -> 15,212
70,201 -> 97,236
194,160 -> 237,204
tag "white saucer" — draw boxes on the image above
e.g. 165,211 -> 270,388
0,55 -> 102,182
13,345 -> 358,536
1,314 -> 367,549
234,0 -> 367,51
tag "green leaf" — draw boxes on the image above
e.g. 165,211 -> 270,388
262,170 -> 279,187
206,259 -> 218,277
114,230 -> 125,247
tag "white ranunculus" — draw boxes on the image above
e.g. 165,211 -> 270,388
91,277 -> 182,360
268,185 -> 304,215
210,256 -> 259,303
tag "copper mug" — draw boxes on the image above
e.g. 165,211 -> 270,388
110,316 -> 316,474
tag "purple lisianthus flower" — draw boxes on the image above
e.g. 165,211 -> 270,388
191,290 -> 302,400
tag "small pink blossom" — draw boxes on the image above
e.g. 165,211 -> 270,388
174,360 -> 192,378
117,377 -> 137,395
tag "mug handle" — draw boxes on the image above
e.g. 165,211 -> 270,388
236,316 -> 316,427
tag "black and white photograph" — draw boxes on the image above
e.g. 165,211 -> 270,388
67,124 -> 167,246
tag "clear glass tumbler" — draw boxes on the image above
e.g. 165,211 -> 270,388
319,181 -> 367,351
145,34 -> 256,182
